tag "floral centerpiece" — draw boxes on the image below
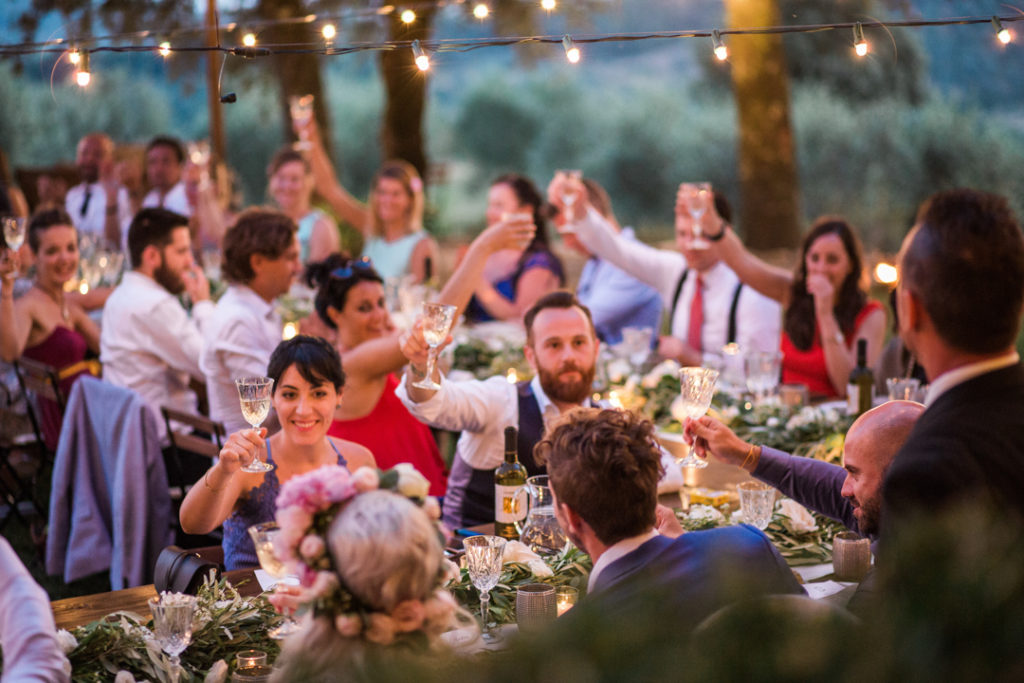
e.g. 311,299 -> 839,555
449,323 -> 532,382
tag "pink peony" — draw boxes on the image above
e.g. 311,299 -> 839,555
334,614 -> 362,638
390,600 -> 426,633
275,506 -> 312,558
299,534 -> 326,561
350,467 -> 380,493
364,613 -> 397,645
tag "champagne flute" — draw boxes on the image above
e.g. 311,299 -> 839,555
677,366 -> 720,469
148,592 -> 197,683
685,182 -> 712,249
463,535 -> 507,642
2,217 -> 26,252
248,522 -> 301,639
289,94 -> 315,150
411,302 -> 458,391
235,376 -> 274,472
556,169 -> 583,225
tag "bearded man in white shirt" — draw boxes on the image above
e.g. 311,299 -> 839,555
397,290 -> 601,529
100,207 -> 212,443
200,209 -> 302,433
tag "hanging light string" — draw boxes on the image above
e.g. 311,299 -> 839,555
1,12 -> 1020,59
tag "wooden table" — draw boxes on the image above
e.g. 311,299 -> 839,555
51,569 -> 260,630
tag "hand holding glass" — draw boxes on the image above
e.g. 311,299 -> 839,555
235,376 -> 274,472
148,592 -> 197,682
556,169 -> 583,223
411,303 -> 458,391
463,535 -> 507,642
290,95 -> 315,149
248,522 -> 301,638
684,183 -> 712,249
2,217 -> 26,252
677,367 -> 719,469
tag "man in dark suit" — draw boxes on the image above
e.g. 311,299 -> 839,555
538,408 -> 803,630
883,188 -> 1024,543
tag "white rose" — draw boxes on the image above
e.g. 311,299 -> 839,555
56,629 -> 78,654
203,660 -> 229,683
114,672 -> 137,683
502,540 -> 541,565
527,559 -> 554,578
642,360 -> 681,389
687,504 -> 725,524
606,358 -> 631,384
766,417 -> 780,428
393,463 -> 430,499
776,498 -> 818,533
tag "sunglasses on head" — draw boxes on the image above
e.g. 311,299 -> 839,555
331,257 -> 374,280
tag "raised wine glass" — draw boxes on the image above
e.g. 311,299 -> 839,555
411,302 -> 458,391
2,217 -> 26,252
248,522 -> 301,639
677,366 -> 720,469
463,535 -> 507,642
289,94 -> 315,150
685,182 -> 712,249
235,376 -> 274,472
556,169 -> 583,225
148,592 -> 197,683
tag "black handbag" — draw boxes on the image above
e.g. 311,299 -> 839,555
153,545 -> 223,594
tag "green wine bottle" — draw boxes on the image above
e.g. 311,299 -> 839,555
494,426 -> 527,540
846,339 -> 874,417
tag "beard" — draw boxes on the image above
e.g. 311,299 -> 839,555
537,359 -> 595,405
855,495 -> 882,536
153,258 -> 186,295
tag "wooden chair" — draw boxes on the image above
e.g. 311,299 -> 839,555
160,406 -> 227,461
13,358 -> 66,456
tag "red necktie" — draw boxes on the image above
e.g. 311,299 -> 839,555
686,275 -> 704,353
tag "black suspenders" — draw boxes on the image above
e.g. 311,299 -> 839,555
669,268 -> 744,345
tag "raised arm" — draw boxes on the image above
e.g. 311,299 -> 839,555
179,428 -> 265,535
307,214 -> 342,264
0,251 -> 32,362
301,118 -> 370,234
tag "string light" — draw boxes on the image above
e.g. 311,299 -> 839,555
874,262 -> 899,285
541,0 -> 556,10
401,9 -> 416,24
853,22 -> 868,57
562,34 -> 580,64
473,3 -> 490,20
242,32 -> 257,47
322,23 -> 337,41
158,41 -> 171,57
68,48 -> 81,65
412,39 -> 430,71
712,29 -> 728,61
992,16 -> 1012,44
75,50 -> 91,87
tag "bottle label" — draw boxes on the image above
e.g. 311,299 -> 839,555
494,484 -> 527,524
847,384 -> 859,415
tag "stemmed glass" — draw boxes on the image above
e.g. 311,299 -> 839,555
745,351 -> 782,404
677,366 -> 720,469
248,522 -> 301,639
621,326 -> 653,374
556,169 -> 583,225
684,182 -> 712,249
235,376 -> 275,472
463,535 -> 507,642
2,217 -> 26,276
148,592 -> 197,683
289,94 -> 315,150
411,302 -> 458,391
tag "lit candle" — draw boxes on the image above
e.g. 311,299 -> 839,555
236,649 -> 267,669
506,367 -> 518,384
282,322 -> 298,340
556,586 -> 578,616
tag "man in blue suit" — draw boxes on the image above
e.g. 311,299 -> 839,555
537,408 -> 804,629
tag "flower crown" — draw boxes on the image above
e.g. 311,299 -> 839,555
273,463 -> 457,645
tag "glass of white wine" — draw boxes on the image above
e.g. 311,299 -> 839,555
411,302 -> 458,391
148,592 -> 197,683
555,169 -> 583,224
684,182 -> 712,249
676,366 -> 720,469
248,522 -> 301,639
289,94 -> 315,150
2,217 -> 26,276
235,376 -> 274,473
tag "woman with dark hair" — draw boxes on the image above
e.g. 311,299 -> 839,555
464,174 -> 565,323
1,208 -> 100,448
712,212 -> 886,398
268,147 -> 340,264
180,335 -> 376,570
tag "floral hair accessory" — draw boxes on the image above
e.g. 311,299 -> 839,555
274,464 -> 453,644
409,176 -> 423,193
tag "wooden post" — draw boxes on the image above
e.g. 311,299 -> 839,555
205,0 -> 226,166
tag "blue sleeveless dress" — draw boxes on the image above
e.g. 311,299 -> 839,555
222,440 -> 348,570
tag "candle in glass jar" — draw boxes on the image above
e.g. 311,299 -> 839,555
556,586 -> 578,616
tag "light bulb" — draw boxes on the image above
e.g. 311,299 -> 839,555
541,0 -> 556,10
242,32 -> 256,47
158,41 -> 171,57
992,17 -> 1013,45
853,23 -> 868,57
322,23 -> 337,41
473,3 -> 489,19
75,51 -> 91,87
712,30 -> 728,61
563,35 -> 580,64
412,39 -> 430,71
68,49 -> 81,65
401,9 -> 416,24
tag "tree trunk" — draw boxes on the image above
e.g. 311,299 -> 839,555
379,8 -> 437,180
724,0 -> 801,249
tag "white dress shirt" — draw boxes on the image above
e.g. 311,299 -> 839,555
142,181 -> 191,217
65,182 -> 133,248
396,373 -> 578,471
923,351 -> 1020,406
100,271 -> 214,442
200,285 -> 283,434
572,207 -> 782,357
587,528 -> 660,593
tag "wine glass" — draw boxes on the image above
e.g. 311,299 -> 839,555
685,182 -> 712,249
411,302 -> 458,391
235,376 -> 275,472
621,326 -> 653,374
289,94 -> 315,150
148,592 -> 197,683
248,522 -> 301,639
463,535 -> 507,642
676,366 -> 720,469
745,350 -> 782,404
2,217 -> 26,252
556,169 -> 583,224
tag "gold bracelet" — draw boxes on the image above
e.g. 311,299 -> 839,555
741,444 -> 760,471
203,470 -> 224,492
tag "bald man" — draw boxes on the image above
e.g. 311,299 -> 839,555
65,132 -> 132,247
685,400 -> 924,540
